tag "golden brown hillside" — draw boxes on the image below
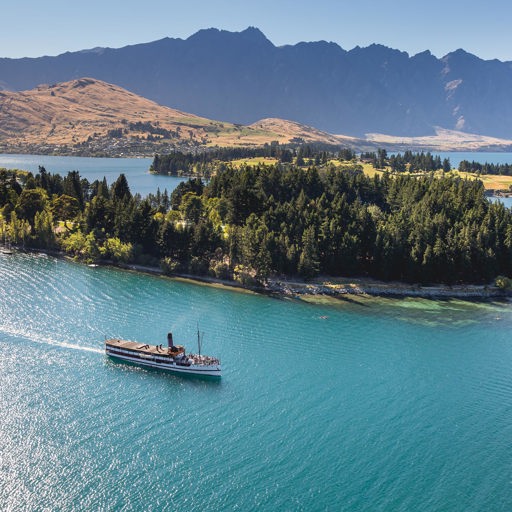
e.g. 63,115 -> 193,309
0,78 -> 361,155
0,78 -> 228,147
249,118 -> 358,146
1,78 -> 511,157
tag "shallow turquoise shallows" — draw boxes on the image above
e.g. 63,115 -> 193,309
2,253 -> 512,511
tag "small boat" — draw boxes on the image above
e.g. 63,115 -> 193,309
105,331 -> 221,377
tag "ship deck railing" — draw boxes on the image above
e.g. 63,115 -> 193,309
106,339 -> 220,366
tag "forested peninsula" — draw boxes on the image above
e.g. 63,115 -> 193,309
2,155 -> 512,293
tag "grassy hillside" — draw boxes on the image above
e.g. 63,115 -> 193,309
0,78 -> 364,156
2,78 -> 511,157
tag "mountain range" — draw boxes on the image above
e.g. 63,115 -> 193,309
1,27 -> 512,141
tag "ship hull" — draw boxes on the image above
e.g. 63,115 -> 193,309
105,344 -> 222,377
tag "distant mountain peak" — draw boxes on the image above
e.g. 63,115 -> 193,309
187,26 -> 273,47
413,49 -> 433,58
78,47 -> 107,56
449,48 -> 472,57
348,43 -> 410,61
443,48 -> 483,63
240,26 -> 268,40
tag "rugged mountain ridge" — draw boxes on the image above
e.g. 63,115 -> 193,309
1,28 -> 511,139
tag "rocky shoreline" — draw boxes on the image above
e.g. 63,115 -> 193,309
265,279 -> 506,299
3,246 -> 508,300
119,263 -> 507,300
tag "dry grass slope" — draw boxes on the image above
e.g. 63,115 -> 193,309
0,79 -> 203,143
3,78 -> 510,154
0,78 -> 363,149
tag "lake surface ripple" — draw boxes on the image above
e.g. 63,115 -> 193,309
1,253 -> 512,510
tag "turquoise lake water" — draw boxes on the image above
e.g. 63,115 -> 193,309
2,252 -> 512,510
0,154 -> 186,196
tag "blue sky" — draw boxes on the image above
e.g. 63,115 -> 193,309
3,0 -> 512,60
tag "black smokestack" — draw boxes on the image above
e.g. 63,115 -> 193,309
167,332 -> 173,347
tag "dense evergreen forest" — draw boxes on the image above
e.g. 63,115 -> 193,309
132,143 -> 512,180
1,159 -> 512,286
150,145 -> 355,176
458,160 -> 512,176
360,150 -> 451,173
363,150 -> 512,177
150,145 -> 293,176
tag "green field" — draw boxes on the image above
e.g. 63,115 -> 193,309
357,165 -> 512,191
229,157 -> 279,168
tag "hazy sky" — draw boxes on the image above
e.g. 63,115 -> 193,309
3,0 -> 512,60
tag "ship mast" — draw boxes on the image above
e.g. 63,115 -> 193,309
197,323 -> 201,356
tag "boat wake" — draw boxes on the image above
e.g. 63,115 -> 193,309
0,326 -> 103,354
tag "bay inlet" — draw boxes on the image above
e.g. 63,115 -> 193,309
0,153 -> 186,196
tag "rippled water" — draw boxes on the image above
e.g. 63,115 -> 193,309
1,253 -> 512,510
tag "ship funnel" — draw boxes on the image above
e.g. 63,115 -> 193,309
167,332 -> 174,347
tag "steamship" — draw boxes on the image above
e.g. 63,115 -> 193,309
105,331 -> 222,377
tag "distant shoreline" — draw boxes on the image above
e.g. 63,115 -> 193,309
3,144 -> 512,159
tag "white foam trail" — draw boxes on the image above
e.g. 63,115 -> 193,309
0,326 -> 104,354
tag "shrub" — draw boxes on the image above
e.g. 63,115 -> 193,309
160,257 -> 182,275
495,275 -> 511,290
189,256 -> 208,275
210,261 -> 231,280
233,264 -> 259,287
